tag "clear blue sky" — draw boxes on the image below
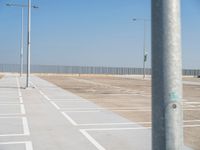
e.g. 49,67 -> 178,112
0,0 -> 199,69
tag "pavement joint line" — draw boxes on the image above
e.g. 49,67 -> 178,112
80,129 -> 106,150
61,112 -> 78,126
0,117 -> 30,136
0,141 -> 33,150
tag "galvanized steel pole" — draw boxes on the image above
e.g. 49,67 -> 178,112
26,0 -> 31,88
152,0 -> 183,150
133,18 -> 149,79
20,7 -> 24,77
143,20 -> 147,79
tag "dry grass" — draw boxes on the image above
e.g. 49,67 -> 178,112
39,74 -> 200,150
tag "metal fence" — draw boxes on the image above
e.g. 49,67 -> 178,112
0,64 -> 199,76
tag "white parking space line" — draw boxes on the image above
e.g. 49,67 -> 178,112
62,111 -> 150,126
0,141 -> 33,150
50,99 -> 86,101
64,110 -> 101,113
0,104 -> 25,116
19,97 -> 23,103
22,117 -> 30,135
25,141 -> 33,150
39,90 -> 50,101
62,110 -> 200,127
0,117 -> 30,136
20,104 -> 26,114
80,129 -> 106,150
50,101 -> 60,110
61,112 -> 78,126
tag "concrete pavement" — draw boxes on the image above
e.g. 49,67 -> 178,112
0,74 -> 192,150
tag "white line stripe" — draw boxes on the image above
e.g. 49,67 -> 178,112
21,104 -> 26,114
0,117 -> 30,136
0,116 -> 26,119
76,122 -> 150,126
184,125 -> 200,127
0,141 -> 30,144
61,112 -> 78,126
113,109 -> 151,112
50,99 -> 86,101
0,104 -> 22,105
39,90 -> 51,101
39,90 -> 44,95
184,102 -> 200,104
25,141 -> 33,150
80,129 -> 106,150
0,141 -> 33,150
0,133 -> 29,137
19,97 -> 23,103
184,120 -> 200,122
64,110 -> 101,113
50,101 -> 60,110
83,127 -> 150,131
22,117 -> 30,135
0,113 -> 26,116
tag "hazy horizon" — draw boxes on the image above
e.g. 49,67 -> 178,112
0,0 -> 200,69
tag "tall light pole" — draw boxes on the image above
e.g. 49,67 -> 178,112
26,0 -> 31,88
133,18 -> 150,79
152,0 -> 183,150
6,3 -> 38,79
20,7 -> 24,77
6,4 -> 25,77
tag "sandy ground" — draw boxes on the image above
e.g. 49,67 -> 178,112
39,74 -> 200,150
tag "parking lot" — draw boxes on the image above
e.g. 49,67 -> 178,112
40,74 -> 200,150
0,74 -> 198,150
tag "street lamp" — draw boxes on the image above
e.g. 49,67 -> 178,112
6,3 -> 38,79
133,18 -> 150,79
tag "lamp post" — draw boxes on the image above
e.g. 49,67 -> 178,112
6,3 -> 38,80
152,0 -> 183,149
26,0 -> 31,88
133,18 -> 150,79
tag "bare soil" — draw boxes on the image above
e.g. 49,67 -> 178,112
39,74 -> 200,150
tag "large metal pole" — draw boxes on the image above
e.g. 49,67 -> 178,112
152,0 -> 183,150
143,20 -> 147,79
20,7 -> 24,77
26,0 -> 31,88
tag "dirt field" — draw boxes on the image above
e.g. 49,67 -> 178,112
39,74 -> 200,150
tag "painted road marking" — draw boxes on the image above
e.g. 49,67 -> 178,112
0,141 -> 33,150
0,117 -> 30,136
61,112 -> 78,126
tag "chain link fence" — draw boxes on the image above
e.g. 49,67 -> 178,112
0,64 -> 199,76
